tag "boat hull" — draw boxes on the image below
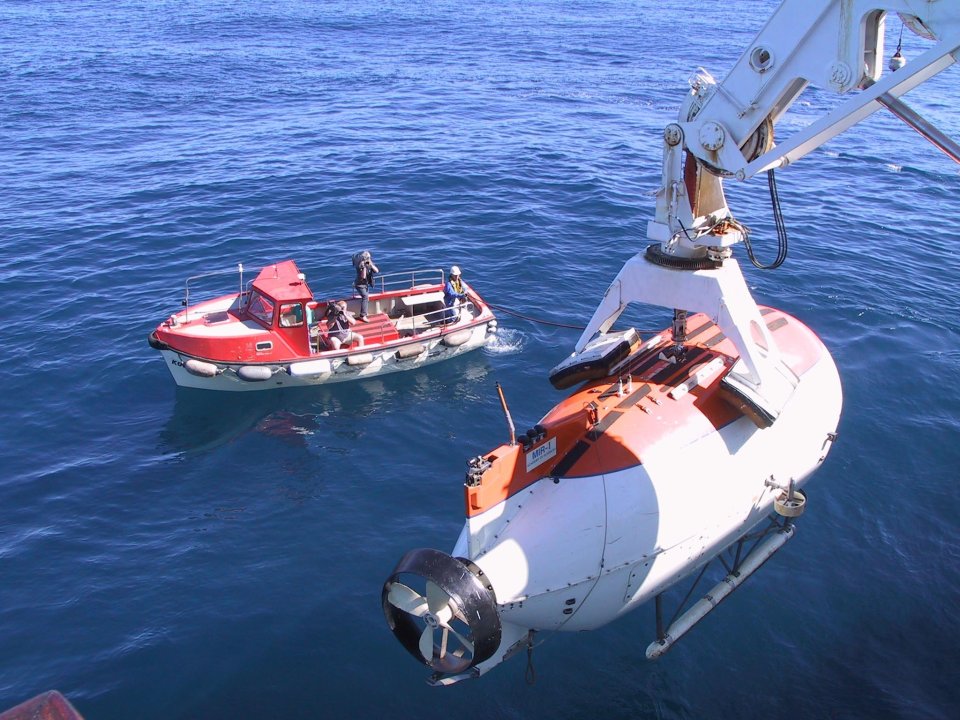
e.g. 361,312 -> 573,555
158,322 -> 493,391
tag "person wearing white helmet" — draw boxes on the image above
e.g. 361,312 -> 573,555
443,265 -> 467,323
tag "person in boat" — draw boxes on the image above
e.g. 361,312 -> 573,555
443,265 -> 467,322
353,250 -> 379,322
323,300 -> 365,351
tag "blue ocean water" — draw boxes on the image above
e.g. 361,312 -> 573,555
1,0 -> 958,718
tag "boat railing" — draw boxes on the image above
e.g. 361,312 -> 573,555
314,298 -> 478,351
407,300 -> 478,338
372,268 -> 445,294
182,264 -> 247,319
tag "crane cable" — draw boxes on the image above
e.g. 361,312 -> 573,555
743,168 -> 789,269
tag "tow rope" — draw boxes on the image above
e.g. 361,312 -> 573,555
486,302 -> 587,330
487,302 -> 661,337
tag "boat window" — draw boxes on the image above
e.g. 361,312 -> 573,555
247,291 -> 275,326
279,303 -> 304,328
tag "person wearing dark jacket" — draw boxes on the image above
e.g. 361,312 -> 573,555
353,250 -> 379,321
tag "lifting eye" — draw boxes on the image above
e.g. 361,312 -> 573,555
749,46 -> 774,73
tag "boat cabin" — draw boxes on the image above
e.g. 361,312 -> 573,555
242,260 -> 317,356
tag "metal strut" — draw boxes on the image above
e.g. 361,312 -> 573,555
869,80 -> 960,164
647,515 -> 797,659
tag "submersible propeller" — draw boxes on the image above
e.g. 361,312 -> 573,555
382,548 -> 502,679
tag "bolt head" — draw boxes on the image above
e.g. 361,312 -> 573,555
699,122 -> 725,152
664,123 -> 683,146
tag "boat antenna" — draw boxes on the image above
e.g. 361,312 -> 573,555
495,382 -> 517,446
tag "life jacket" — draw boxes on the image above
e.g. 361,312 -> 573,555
445,277 -> 464,304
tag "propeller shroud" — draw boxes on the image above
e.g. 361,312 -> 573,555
382,548 -> 501,677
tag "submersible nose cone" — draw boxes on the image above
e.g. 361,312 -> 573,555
382,548 -> 501,677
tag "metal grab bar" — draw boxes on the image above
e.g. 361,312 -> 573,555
372,268 -> 445,294
183,264 -> 246,318
412,300 -> 477,336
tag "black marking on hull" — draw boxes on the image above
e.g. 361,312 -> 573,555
551,440 -> 592,477
588,411 -> 625,441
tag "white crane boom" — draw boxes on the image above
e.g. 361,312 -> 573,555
575,0 -> 959,420
650,0 -> 960,257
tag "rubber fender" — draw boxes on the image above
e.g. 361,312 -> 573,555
346,353 -> 374,366
237,365 -> 273,382
147,332 -> 169,351
184,359 -> 218,378
396,342 -> 426,360
442,329 -> 472,347
288,359 -> 333,377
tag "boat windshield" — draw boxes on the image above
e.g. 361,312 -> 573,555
247,291 -> 275,327
279,303 -> 304,327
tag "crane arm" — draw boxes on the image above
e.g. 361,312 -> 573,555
649,0 -> 960,257
574,1 -> 959,420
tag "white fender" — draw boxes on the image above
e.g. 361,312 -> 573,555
288,358 -> 333,377
396,342 -> 426,360
184,359 -> 218,378
237,365 -> 273,382
346,353 -> 375,366
442,329 -> 473,347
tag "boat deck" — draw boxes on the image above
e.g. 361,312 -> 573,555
353,313 -> 400,344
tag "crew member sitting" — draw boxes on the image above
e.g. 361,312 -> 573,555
323,300 -> 365,350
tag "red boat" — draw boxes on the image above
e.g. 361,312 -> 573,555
148,260 -> 497,391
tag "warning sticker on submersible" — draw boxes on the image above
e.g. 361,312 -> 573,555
525,436 -> 557,473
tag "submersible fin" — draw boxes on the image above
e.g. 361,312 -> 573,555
382,548 -> 501,679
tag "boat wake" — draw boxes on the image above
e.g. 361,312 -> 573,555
483,328 -> 523,355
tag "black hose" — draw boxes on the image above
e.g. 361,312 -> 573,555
743,169 -> 789,269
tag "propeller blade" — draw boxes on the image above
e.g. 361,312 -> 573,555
419,624 -> 435,661
426,581 -> 454,623
446,626 -> 474,655
386,582 -> 428,616
426,580 -> 447,614
439,627 -> 449,659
